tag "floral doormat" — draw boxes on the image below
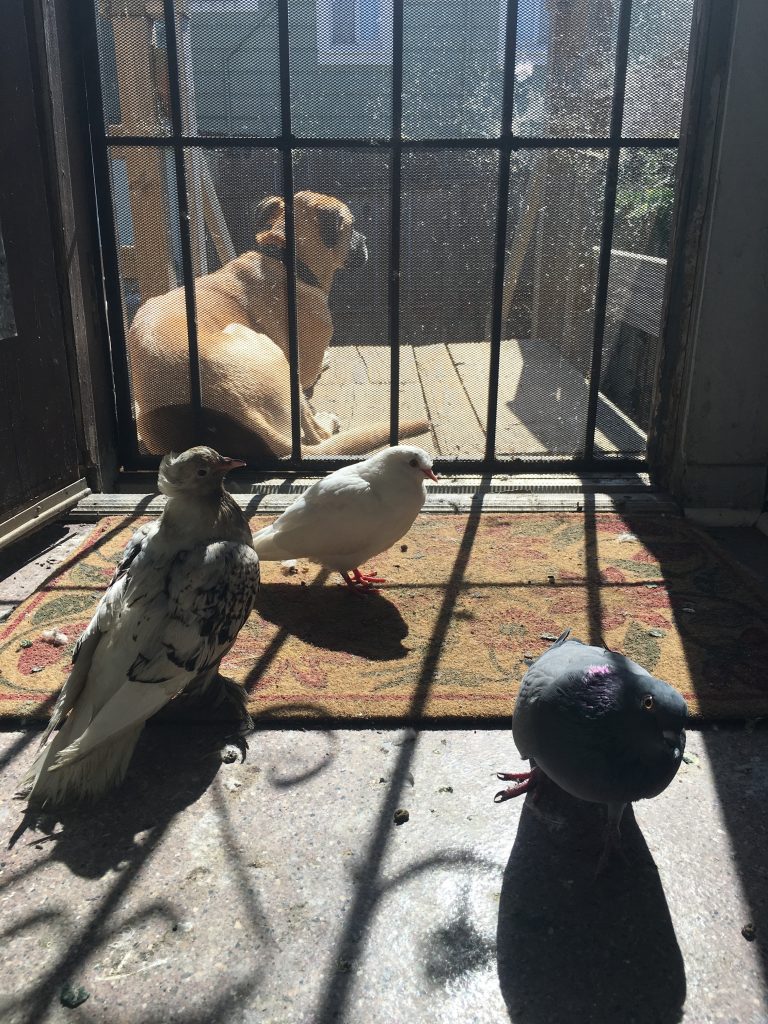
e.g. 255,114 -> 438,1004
1,512 -> 766,724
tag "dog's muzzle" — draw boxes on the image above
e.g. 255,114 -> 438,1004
345,229 -> 368,269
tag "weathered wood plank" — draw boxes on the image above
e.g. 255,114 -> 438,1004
445,340 -> 490,430
449,339 -> 542,457
311,344 -> 389,437
450,338 -> 644,458
412,343 -> 484,458
358,345 -> 434,452
313,340 -> 644,460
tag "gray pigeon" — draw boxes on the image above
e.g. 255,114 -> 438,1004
251,445 -> 438,591
17,447 -> 260,807
497,629 -> 687,868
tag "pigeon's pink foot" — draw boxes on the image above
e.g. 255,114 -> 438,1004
494,766 -> 540,803
354,567 -> 386,585
340,568 -> 384,594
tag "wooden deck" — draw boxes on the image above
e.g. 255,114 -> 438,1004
313,339 -> 646,459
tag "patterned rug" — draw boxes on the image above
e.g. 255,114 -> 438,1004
1,512 -> 766,724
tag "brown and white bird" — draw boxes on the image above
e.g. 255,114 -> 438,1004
17,447 -> 260,807
251,445 -> 438,591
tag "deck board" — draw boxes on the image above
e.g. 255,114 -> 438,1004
312,345 -> 389,436
315,339 -> 645,460
356,345 -> 434,452
412,344 -> 485,458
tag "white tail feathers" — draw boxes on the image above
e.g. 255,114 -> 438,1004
18,681 -> 181,806
18,723 -> 144,805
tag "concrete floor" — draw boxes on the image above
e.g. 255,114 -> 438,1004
1,726 -> 767,1024
0,520 -> 767,1023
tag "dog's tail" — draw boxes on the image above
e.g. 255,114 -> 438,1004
302,417 -> 430,457
135,405 -> 430,461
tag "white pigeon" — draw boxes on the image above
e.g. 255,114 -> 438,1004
252,445 -> 438,590
17,447 -> 260,807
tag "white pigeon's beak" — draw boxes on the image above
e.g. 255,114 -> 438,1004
423,467 -> 439,483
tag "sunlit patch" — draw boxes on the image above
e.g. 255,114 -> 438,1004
585,664 -> 613,677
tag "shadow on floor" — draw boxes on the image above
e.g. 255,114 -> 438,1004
591,512 -> 768,1000
1,723 -> 271,1024
12,723 -> 222,877
497,782 -> 686,1024
254,581 -> 410,661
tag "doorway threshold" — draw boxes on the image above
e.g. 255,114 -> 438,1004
67,473 -> 678,519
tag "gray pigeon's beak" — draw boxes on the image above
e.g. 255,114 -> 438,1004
423,468 -> 439,483
662,728 -> 684,756
217,456 -> 247,474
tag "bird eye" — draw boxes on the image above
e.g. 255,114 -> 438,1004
642,694 -> 654,710
409,458 -> 418,467
196,468 -> 208,477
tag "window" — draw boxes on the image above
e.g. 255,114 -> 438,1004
498,0 -> 549,67
317,0 -> 393,65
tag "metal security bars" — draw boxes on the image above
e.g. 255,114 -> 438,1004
85,0 -> 694,473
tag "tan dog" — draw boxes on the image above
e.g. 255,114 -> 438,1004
126,190 -> 429,459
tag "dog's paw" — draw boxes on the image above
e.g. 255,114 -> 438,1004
316,411 -> 341,437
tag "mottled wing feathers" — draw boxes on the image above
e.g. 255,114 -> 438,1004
37,522 -> 158,746
48,541 -> 259,772
130,541 -> 260,684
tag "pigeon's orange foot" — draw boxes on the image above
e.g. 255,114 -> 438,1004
494,766 -> 540,803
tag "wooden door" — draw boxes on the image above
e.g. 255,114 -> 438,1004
0,0 -> 88,538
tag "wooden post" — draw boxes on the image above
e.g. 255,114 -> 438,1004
102,2 -> 174,301
104,0 -> 235,308
500,0 -> 615,371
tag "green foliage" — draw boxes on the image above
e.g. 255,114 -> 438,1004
614,149 -> 677,258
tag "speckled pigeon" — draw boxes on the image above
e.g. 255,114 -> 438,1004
17,447 -> 260,807
496,629 -> 687,868
251,445 -> 438,591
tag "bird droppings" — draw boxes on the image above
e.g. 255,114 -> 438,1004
18,639 -> 32,650
648,628 -> 667,638
60,983 -> 89,1009
438,786 -> 453,793
280,559 -> 299,575
31,666 -> 43,673
682,752 -> 701,767
617,532 -> 638,542
393,808 -> 410,825
41,628 -> 68,646
400,544 -> 408,552
185,865 -> 212,883
540,632 -> 560,641
220,745 -> 241,763
741,923 -> 756,942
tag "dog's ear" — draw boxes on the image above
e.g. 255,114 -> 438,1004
317,206 -> 345,250
254,196 -> 285,245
